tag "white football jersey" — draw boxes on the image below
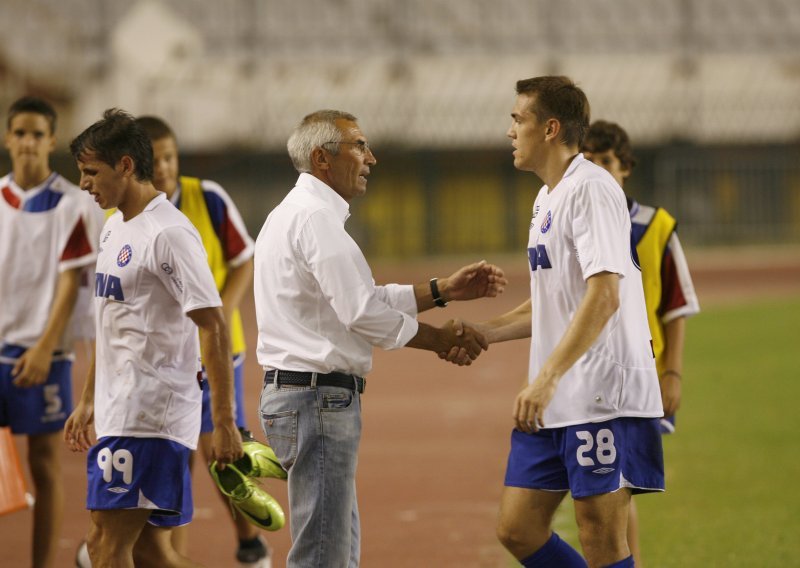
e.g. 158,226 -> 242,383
0,173 -> 97,353
527,154 -> 662,427
93,194 -> 221,448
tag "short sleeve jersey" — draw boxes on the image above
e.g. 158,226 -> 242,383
93,194 -> 221,448
527,154 -> 662,428
0,172 -> 96,351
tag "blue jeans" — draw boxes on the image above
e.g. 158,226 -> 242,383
260,378 -> 362,568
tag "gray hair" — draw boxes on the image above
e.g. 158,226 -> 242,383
287,110 -> 358,173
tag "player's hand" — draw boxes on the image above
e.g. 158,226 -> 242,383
439,319 -> 488,366
439,261 -> 507,302
211,420 -> 244,469
11,343 -> 53,387
438,319 -> 490,365
64,401 -> 95,452
513,377 -> 558,433
660,373 -> 682,417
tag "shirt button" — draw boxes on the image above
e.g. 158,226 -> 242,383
595,396 -> 602,403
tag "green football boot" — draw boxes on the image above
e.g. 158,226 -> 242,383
235,428 -> 287,480
209,462 -> 286,531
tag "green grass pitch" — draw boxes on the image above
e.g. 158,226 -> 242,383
528,297 -> 800,567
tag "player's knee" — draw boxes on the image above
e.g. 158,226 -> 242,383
496,518 -> 539,557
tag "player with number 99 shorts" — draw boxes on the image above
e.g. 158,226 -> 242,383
64,109 -> 242,567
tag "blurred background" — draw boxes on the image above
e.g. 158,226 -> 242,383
1,0 -> 799,256
2,2 -> 800,567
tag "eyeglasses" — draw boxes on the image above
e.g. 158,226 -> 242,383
322,140 -> 372,156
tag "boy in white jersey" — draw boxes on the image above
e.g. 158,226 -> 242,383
132,116 -> 269,566
446,77 -> 664,568
63,109 -> 243,567
0,96 -> 97,568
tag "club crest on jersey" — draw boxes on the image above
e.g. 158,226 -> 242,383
116,245 -> 133,267
540,210 -> 553,234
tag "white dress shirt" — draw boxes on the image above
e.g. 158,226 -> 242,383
254,173 -> 419,377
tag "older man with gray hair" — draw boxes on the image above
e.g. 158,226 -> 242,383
254,109 -> 507,566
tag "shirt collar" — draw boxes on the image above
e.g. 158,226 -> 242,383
295,172 -> 351,223
144,192 -> 168,212
563,152 -> 585,179
169,181 -> 182,206
627,197 -> 638,216
8,172 -> 58,199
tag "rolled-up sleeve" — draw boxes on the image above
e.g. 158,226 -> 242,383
300,209 -> 419,350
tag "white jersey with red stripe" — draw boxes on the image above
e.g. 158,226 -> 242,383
0,172 -> 97,353
527,154 -> 662,428
93,193 -> 221,448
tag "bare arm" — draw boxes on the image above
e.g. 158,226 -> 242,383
438,299 -> 532,364
13,267 -> 82,387
515,272 -> 620,432
660,316 -> 686,417
478,298 -> 533,344
64,344 -> 96,452
219,258 -> 254,325
188,306 -> 243,466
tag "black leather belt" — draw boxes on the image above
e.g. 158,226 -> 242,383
264,370 -> 366,394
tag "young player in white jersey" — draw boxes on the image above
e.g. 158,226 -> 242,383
0,96 -> 97,568
133,116 -> 269,567
63,109 -> 243,568
444,77 -> 664,568
583,119 -> 700,567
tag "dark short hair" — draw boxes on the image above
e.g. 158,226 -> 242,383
582,120 -> 637,171
515,76 -> 590,148
135,115 -> 176,143
70,109 -> 154,182
7,96 -> 57,134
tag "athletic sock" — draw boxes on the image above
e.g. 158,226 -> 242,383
236,536 -> 267,563
520,532 -> 587,568
603,555 -> 635,568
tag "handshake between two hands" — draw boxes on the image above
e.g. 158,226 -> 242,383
437,319 -> 487,366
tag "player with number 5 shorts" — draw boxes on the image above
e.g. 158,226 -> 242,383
0,96 -> 99,568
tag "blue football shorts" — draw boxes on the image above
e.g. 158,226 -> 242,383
86,436 -> 193,527
0,344 -> 72,434
200,353 -> 247,433
504,417 -> 665,499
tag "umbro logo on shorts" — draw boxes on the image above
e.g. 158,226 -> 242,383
107,487 -> 129,494
592,467 -> 615,475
